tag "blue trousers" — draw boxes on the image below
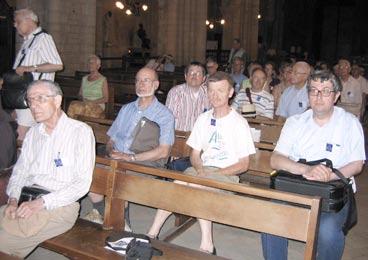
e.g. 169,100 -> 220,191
261,201 -> 349,260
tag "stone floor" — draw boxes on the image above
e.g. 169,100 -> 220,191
26,166 -> 368,260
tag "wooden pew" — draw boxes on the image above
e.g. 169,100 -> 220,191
41,157 -> 220,260
113,162 -> 321,259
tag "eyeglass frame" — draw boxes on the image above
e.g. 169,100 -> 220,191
308,87 -> 336,97
26,94 -> 57,106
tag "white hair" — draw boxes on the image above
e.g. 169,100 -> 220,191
88,55 -> 101,67
15,9 -> 39,24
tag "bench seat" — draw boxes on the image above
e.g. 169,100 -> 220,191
42,219 -> 221,260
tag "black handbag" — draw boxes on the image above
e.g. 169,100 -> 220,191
271,158 -> 357,235
1,71 -> 34,109
18,185 -> 50,206
1,30 -> 46,109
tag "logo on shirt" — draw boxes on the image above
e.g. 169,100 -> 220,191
326,143 -> 333,152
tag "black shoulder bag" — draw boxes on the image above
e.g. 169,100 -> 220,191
271,158 -> 357,235
1,30 -> 46,109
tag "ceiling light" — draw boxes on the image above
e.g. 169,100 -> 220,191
209,23 -> 214,29
220,19 -> 225,25
126,9 -> 132,15
206,20 -> 210,25
115,1 -> 124,9
142,4 -> 148,11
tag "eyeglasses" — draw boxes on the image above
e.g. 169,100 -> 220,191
308,87 -> 335,97
292,71 -> 307,75
26,95 -> 56,106
187,71 -> 203,78
135,78 -> 154,84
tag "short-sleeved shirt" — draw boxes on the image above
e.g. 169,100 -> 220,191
232,89 -> 274,119
107,97 -> 175,153
187,109 -> 256,169
340,76 -> 363,105
275,107 -> 365,190
165,83 -> 210,131
275,84 -> 309,118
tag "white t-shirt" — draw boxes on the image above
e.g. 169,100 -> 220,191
275,107 -> 365,190
187,109 -> 256,168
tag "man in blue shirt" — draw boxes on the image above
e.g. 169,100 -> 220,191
86,68 -> 175,228
106,68 -> 175,166
275,61 -> 311,120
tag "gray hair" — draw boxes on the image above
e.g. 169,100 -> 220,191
307,70 -> 342,92
28,80 -> 63,96
15,9 -> 39,24
89,55 -> 101,67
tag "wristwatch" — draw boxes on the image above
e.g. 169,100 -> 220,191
33,65 -> 38,72
130,154 -> 136,162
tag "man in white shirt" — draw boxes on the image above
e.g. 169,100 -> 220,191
0,80 -> 95,257
12,9 -> 63,140
262,70 -> 365,260
148,71 -> 255,254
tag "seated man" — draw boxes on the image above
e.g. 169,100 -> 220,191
205,57 -> 219,77
275,61 -> 311,121
87,68 -> 175,225
230,57 -> 247,93
166,61 -> 210,132
232,68 -> 274,119
165,61 -> 210,171
262,70 -> 365,260
147,71 -> 256,254
0,80 -> 95,257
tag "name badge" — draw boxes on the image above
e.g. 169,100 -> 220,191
326,143 -> 333,152
54,152 -> 63,167
298,102 -> 303,108
211,119 -> 216,126
257,96 -> 261,101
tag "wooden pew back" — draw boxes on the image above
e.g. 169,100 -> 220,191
114,162 -> 321,259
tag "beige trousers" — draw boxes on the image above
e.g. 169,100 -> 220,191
0,202 -> 79,258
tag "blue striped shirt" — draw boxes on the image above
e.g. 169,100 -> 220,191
107,97 -> 175,153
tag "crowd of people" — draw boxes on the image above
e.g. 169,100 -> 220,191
0,8 -> 367,260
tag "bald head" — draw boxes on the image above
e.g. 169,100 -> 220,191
135,67 -> 159,98
291,61 -> 311,87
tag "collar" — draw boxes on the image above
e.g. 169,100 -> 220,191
39,112 -> 66,137
134,96 -> 158,111
24,27 -> 42,40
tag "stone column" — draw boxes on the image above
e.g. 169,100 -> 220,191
157,0 -> 207,66
222,0 -> 260,61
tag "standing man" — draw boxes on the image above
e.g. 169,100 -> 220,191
148,71 -> 256,253
275,61 -> 311,120
262,70 -> 365,260
165,62 -> 210,132
13,9 -> 63,140
227,38 -> 248,70
0,80 -> 95,257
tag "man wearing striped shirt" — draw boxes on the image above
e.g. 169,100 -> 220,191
165,62 -> 211,132
13,9 -> 63,140
0,80 -> 95,257
232,68 -> 274,119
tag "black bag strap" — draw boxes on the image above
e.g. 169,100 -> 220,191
298,158 -> 350,185
16,29 -> 47,68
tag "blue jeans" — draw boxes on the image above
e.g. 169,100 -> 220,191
261,201 -> 349,260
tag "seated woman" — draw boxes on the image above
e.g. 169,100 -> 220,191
232,68 -> 274,119
67,55 -> 109,118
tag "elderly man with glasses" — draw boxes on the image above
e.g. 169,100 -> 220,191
0,80 -> 95,257
275,61 -> 311,121
262,70 -> 365,260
